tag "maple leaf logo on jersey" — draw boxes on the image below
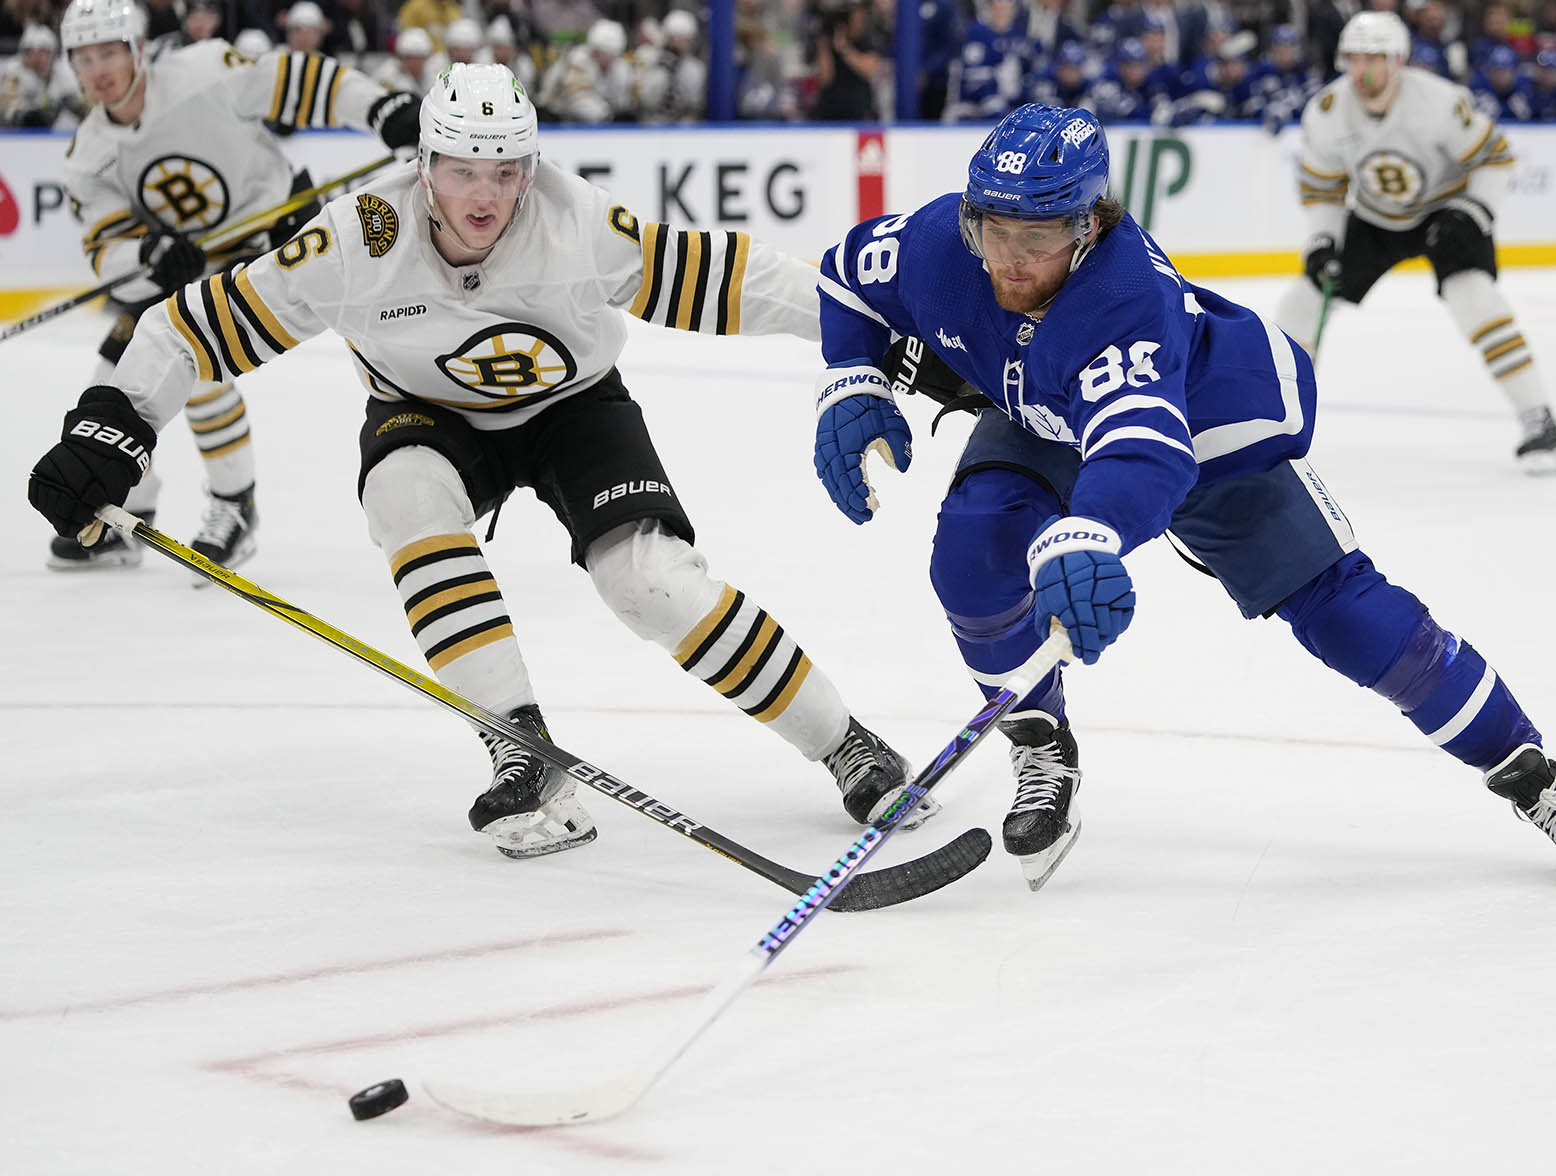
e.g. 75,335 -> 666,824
356,194 -> 399,258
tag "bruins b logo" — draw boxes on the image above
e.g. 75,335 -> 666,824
1358,150 -> 1425,208
436,324 -> 578,406
356,193 -> 399,258
138,154 -> 230,231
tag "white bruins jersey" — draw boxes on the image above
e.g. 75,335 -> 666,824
64,38 -> 391,302
1297,68 -> 1513,233
114,161 -> 821,433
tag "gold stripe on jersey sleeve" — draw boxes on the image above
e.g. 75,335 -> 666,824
748,654 -> 812,723
674,231 -> 704,330
208,273 -> 260,374
674,584 -> 739,667
1457,123 -> 1495,165
722,233 -> 750,335
233,266 -> 300,350
165,292 -> 216,382
629,222 -> 664,319
267,53 -> 290,122
296,54 -> 324,126
1299,162 -> 1347,181
83,209 -> 135,245
323,61 -> 345,125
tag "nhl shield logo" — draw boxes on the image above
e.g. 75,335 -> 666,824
355,193 -> 399,258
1017,322 -> 1034,345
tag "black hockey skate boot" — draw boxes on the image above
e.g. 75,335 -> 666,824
1483,743 -> 1556,848
47,510 -> 154,571
1515,408 -> 1556,475
823,717 -> 936,830
468,705 -> 597,859
190,485 -> 258,578
999,711 -> 1082,892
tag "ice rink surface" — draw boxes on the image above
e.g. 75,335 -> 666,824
2,271 -> 1554,1175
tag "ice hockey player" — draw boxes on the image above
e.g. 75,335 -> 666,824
1272,10 -> 1556,472
811,101 -> 1556,890
28,63 -> 927,861
51,0 -> 421,572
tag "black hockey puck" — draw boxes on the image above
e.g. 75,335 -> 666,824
349,1078 -> 409,1120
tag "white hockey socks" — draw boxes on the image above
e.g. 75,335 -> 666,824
1440,270 -> 1550,429
184,382 -> 256,496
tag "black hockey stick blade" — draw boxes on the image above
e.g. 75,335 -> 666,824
96,506 -> 990,912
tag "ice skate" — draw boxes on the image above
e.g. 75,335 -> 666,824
1484,743 -> 1556,848
469,705 -> 596,859
824,716 -> 936,830
47,510 -> 153,571
1515,408 -> 1556,475
1000,711 -> 1082,892
189,485 -> 257,582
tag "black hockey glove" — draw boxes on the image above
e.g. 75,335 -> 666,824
28,386 -> 157,540
369,90 -> 420,151
269,169 -> 323,249
138,229 -> 206,293
1303,234 -> 1342,291
882,335 -> 983,433
1425,197 -> 1493,272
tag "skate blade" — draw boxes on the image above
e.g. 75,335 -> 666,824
1016,820 -> 1082,893
189,536 -> 257,586
866,787 -> 940,832
484,804 -> 598,859
46,548 -> 142,571
1517,451 -> 1556,476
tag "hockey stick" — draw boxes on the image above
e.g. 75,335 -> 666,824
423,622 -> 1074,1127
1311,274 -> 1338,360
93,505 -> 991,912
1,155 -> 396,344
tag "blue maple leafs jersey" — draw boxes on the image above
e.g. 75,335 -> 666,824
818,195 -> 1318,555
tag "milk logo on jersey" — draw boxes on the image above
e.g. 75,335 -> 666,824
355,193 -> 399,258
936,328 -> 967,352
436,323 -> 578,403
137,154 -> 230,232
1357,150 -> 1426,210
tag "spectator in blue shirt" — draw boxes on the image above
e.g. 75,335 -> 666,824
1030,36 -> 1092,107
1471,42 -> 1536,120
943,0 -> 1038,123
1088,35 -> 1170,122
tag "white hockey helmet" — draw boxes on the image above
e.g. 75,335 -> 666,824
587,19 -> 627,58
446,17 -> 483,52
287,2 -> 326,30
233,27 -> 273,58
1336,10 -> 1410,62
396,26 -> 433,58
20,22 -> 59,53
60,0 -> 146,54
418,64 -> 540,223
661,9 -> 697,43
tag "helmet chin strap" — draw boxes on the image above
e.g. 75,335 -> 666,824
424,187 -> 518,262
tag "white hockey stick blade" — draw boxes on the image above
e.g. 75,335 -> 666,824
424,952 -> 764,1127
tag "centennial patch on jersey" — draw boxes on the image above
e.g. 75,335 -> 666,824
138,154 -> 230,232
436,323 -> 578,405
356,193 -> 399,258
374,410 -> 437,436
1319,92 -> 1335,112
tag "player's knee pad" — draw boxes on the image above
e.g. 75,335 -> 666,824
931,468 -> 1058,640
1438,268 -> 1509,337
361,445 -> 476,552
1273,277 -> 1325,352
1277,550 -> 1431,689
584,520 -> 722,644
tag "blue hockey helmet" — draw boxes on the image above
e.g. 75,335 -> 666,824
959,103 -> 1109,260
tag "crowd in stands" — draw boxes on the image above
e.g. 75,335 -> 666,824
4,1 -> 1556,127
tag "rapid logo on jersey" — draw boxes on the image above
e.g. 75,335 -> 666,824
138,154 -> 229,231
436,324 -> 578,405
1358,150 -> 1426,209
355,193 -> 399,258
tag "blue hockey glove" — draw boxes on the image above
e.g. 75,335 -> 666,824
1026,516 -> 1135,665
813,361 -> 912,524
